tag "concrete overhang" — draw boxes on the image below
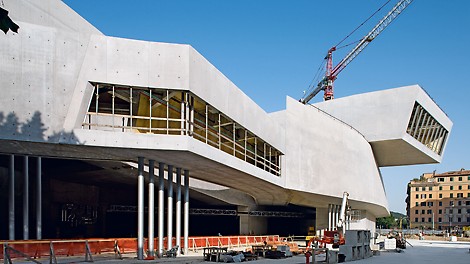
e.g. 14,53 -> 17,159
314,85 -> 453,167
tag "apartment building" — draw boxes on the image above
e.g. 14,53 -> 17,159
407,169 -> 470,231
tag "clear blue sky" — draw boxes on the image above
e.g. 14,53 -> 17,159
63,0 -> 470,214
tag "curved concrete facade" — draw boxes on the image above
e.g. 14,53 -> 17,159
0,0 -> 452,236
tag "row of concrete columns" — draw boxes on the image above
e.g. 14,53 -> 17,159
328,204 -> 351,231
8,155 -> 42,240
137,157 -> 189,259
328,204 -> 340,231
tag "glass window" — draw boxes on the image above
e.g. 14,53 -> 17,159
415,210 -> 419,214
416,194 -> 419,199
421,194 -> 426,199
468,193 -> 470,198
85,83 -> 284,177
439,194 -> 442,198
427,210 -> 432,214
421,210 -> 425,214
429,194 -> 433,198
422,187 -> 426,191
416,202 -> 419,206
458,209 -> 461,214
450,186 -> 454,190
438,209 -> 442,214
459,185 -> 462,190
457,193 -> 463,198
429,186 -> 433,191
421,202 -> 426,206
427,202 -> 433,206
415,218 -> 418,222
450,177 -> 454,182
428,218 -> 432,222
415,187 -> 419,191
458,201 -> 462,206
458,177 -> 462,181
406,102 -> 448,154
438,178 -> 444,182
439,201 -> 442,206
421,218 -> 425,222
439,186 -> 442,190
450,193 -> 454,198
458,217 -> 461,222
450,201 -> 454,206
438,217 -> 442,222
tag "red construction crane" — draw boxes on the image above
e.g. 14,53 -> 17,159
300,0 -> 414,104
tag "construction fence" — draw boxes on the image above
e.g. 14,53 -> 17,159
1,235 -> 280,262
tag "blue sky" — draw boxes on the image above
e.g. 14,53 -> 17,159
63,0 -> 470,214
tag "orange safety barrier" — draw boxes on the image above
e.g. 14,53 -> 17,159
186,235 -> 280,250
0,235 -> 280,260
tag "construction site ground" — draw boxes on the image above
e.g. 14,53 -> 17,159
7,239 -> 470,264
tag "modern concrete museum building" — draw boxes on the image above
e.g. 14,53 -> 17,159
0,0 -> 453,246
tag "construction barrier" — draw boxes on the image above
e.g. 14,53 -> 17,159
1,235 -> 280,261
187,235 -> 280,251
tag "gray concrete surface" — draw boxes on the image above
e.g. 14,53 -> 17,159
10,239 -> 468,264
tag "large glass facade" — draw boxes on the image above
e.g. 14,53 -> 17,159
83,82 -> 282,176
406,102 -> 448,155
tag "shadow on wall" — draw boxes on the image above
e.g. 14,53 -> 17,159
0,111 -> 83,145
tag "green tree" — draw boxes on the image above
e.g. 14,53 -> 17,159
376,214 -> 396,228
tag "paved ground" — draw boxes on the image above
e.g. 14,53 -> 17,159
8,239 -> 470,264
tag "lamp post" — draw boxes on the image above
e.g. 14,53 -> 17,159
428,204 -> 435,234
432,211 -> 435,234
449,201 -> 455,235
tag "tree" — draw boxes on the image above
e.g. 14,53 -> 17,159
377,211 -> 407,229
376,214 -> 396,229
0,7 -> 19,34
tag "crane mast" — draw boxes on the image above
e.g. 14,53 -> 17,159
300,0 -> 413,104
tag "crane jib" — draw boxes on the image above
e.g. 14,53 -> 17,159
301,0 -> 414,104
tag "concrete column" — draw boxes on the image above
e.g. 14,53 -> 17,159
238,206 -> 267,235
183,169 -> 189,255
9,155 -> 15,240
175,168 -> 182,256
148,160 -> 155,257
328,204 -> 332,231
315,207 -> 329,232
23,156 -> 29,240
335,205 -> 339,230
137,157 -> 144,260
167,165 -> 174,250
158,162 -> 165,256
332,205 -> 336,230
36,157 -> 42,239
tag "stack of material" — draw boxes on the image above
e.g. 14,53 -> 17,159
339,230 -> 372,262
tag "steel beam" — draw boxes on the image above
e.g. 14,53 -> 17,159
158,162 -> 165,256
137,157 -> 144,260
167,165 -> 174,250
148,160 -> 155,257
183,169 -> 189,255
175,168 -> 182,256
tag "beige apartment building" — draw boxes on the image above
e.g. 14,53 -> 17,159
407,169 -> 470,231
